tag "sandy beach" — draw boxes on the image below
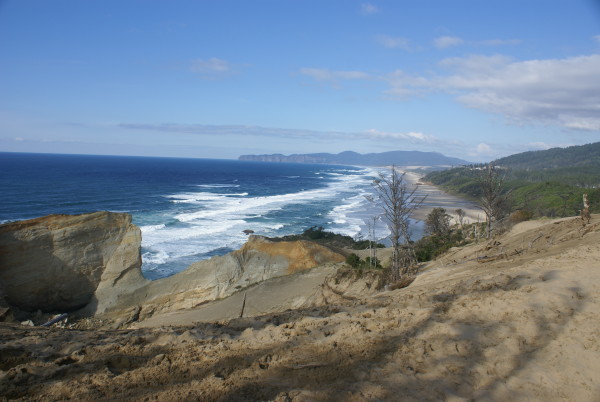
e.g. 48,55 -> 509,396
401,169 -> 482,224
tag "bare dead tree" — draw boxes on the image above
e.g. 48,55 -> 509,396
477,163 -> 512,239
581,193 -> 591,225
455,208 -> 466,231
368,167 -> 426,281
366,216 -> 380,268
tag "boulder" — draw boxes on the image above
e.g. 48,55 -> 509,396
0,212 -> 146,313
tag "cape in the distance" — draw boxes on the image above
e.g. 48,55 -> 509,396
238,150 -> 470,166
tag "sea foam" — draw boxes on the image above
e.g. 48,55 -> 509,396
140,166 -> 381,278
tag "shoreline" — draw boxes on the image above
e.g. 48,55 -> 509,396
391,167 -> 482,225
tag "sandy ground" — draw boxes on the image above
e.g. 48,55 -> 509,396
1,214 -> 599,401
132,264 -> 338,328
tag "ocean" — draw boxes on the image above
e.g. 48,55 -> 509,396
0,152 -> 417,279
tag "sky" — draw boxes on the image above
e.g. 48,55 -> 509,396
1,0 -> 600,162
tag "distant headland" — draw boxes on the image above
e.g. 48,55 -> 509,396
239,150 -> 470,167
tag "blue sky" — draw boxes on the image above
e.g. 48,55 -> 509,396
1,0 -> 600,162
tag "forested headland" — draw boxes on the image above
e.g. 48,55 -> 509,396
424,142 -> 600,218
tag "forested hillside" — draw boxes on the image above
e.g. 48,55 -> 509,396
425,142 -> 600,218
495,142 -> 600,170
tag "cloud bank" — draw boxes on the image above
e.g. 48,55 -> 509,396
189,57 -> 235,79
300,53 -> 600,131
119,123 -> 438,145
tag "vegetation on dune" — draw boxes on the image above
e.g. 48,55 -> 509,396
345,253 -> 383,269
275,142 -> 600,276
269,226 -> 385,250
424,142 -> 600,219
493,142 -> 600,171
427,168 -> 600,218
414,207 -> 467,262
369,167 -> 426,281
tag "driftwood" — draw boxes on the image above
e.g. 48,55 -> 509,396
41,313 -> 68,327
290,363 -> 328,370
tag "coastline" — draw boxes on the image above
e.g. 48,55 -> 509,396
397,168 -> 482,224
3,214 -> 599,400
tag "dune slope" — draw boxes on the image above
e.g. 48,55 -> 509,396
1,215 -> 599,401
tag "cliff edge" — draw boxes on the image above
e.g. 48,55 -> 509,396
110,235 -> 345,322
0,212 -> 146,316
0,213 -> 345,323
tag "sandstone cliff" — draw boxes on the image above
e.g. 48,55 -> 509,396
0,214 -> 345,322
111,235 -> 345,321
0,212 -> 146,315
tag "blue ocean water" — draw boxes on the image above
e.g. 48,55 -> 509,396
0,152 -> 400,279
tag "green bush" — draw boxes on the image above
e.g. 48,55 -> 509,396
345,253 -> 362,268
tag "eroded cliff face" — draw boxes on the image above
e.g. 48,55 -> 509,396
114,236 -> 345,321
0,212 -> 146,314
0,214 -> 345,323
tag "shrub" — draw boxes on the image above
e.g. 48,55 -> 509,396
345,253 -> 362,268
510,209 -> 533,223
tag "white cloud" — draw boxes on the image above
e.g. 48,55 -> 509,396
300,68 -> 369,81
299,68 -> 370,88
376,35 -> 411,50
477,39 -> 521,46
451,54 -> 600,130
476,143 -> 492,154
365,129 -> 437,143
526,142 -> 558,151
433,36 -> 464,49
120,123 -> 326,139
360,3 -> 379,15
594,35 -> 600,44
383,53 -> 600,131
434,37 -> 520,49
14,137 -> 24,142
189,57 -> 233,79
119,123 -> 439,146
383,70 -> 433,98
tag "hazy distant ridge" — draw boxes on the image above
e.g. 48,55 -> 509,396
239,150 -> 469,166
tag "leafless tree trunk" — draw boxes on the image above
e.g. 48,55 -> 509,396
477,163 -> 511,239
372,216 -> 379,268
367,216 -> 379,268
455,208 -> 465,231
581,193 -> 591,225
369,167 -> 426,281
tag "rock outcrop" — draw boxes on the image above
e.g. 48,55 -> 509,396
0,212 -> 146,314
112,236 -> 345,320
0,214 -> 345,322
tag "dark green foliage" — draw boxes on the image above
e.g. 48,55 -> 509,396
424,142 -> 600,219
365,256 -> 382,269
415,208 -> 466,262
270,226 -> 385,250
414,230 -> 465,262
424,207 -> 451,237
345,253 -> 382,269
345,253 -> 362,268
494,142 -> 600,171
511,183 -> 600,217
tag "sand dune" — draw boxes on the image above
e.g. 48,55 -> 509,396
1,214 -> 599,400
